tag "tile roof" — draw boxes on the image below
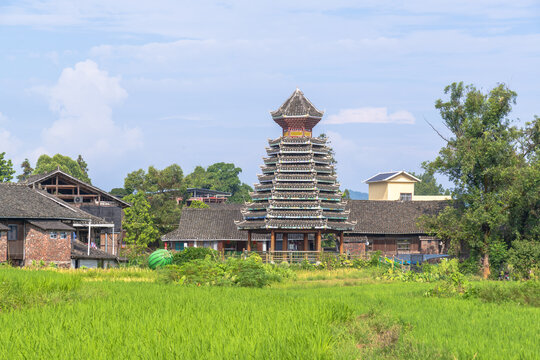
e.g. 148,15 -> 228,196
364,171 -> 420,183
0,183 -> 109,225
347,200 -> 448,234
162,200 -> 450,241
28,220 -> 75,231
162,204 -> 268,241
270,89 -> 324,118
0,223 -> 8,231
22,169 -> 131,208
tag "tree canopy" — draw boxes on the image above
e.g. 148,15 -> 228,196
420,82 -> 538,279
410,171 -> 449,196
122,192 -> 160,247
33,154 -> 91,183
0,152 -> 15,182
184,162 -> 252,203
17,158 -> 33,182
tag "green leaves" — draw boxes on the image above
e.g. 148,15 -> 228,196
122,192 -> 160,247
0,152 -> 15,182
33,154 -> 91,183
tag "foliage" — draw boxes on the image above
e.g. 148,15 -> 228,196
507,240 -> 540,279
409,170 -> 449,195
421,82 -> 524,278
122,193 -> 159,247
172,247 -> 219,265
123,164 -> 184,234
1,269 -> 538,359
342,189 -> 351,200
468,280 -> 539,306
161,253 -> 291,288
109,187 -> 129,197
76,155 -> 89,180
188,200 -> 209,208
17,158 -> 33,182
0,152 -> 15,182
33,154 -> 91,183
0,267 -> 81,311
184,162 -> 253,203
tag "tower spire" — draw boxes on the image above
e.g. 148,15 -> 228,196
270,89 -> 324,137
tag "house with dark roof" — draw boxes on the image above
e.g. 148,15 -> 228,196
162,200 -> 450,256
0,183 -> 117,268
364,171 -> 451,201
22,169 -> 130,255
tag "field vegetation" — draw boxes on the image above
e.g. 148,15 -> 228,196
0,256 -> 538,359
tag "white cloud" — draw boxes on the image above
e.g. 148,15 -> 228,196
39,60 -> 142,160
0,112 -> 22,155
325,108 -> 415,125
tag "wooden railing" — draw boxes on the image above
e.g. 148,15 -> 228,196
224,251 -> 372,264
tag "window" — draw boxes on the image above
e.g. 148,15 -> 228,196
397,239 -> 410,253
60,232 -> 68,239
174,242 -> 184,251
400,193 -> 412,201
50,232 -> 58,239
7,225 -> 17,241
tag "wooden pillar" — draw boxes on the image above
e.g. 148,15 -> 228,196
283,233 -> 288,251
303,233 -> 309,251
316,231 -> 322,252
339,232 -> 344,255
247,231 -> 252,252
270,230 -> 275,251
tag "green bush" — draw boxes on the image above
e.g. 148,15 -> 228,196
172,247 -> 219,265
159,253 -> 292,288
468,280 -> 540,306
507,240 -> 540,280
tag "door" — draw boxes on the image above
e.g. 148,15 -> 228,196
7,223 -> 24,260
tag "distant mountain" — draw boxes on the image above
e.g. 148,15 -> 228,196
348,190 -> 368,200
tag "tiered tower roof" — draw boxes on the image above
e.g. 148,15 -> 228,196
236,89 -> 355,232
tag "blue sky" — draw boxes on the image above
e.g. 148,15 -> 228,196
1,1 -> 539,192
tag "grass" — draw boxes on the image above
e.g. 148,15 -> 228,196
0,267 -> 538,359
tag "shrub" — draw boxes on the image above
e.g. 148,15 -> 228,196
172,247 -> 219,265
507,240 -> 540,279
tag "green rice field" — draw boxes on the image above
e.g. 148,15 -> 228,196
0,267 -> 538,359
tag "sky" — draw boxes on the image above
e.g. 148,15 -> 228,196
1,1 -> 539,193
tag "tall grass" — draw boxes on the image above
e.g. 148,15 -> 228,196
0,267 -> 81,311
0,268 -> 538,359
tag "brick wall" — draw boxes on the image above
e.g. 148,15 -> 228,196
24,224 -> 71,268
344,242 -> 366,256
0,231 -> 6,262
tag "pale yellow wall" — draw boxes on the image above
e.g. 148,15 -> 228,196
386,182 -> 415,201
368,173 -> 417,200
389,174 -> 416,183
368,182 -> 388,200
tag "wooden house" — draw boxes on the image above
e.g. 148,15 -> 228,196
22,169 -> 130,255
162,200 -> 449,256
0,183 -> 117,268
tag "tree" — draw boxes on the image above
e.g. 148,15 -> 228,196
410,171 -> 449,196
124,169 -> 146,195
123,164 -> 185,235
122,192 -> 159,247
422,82 -> 521,279
34,154 -> 91,183
17,158 -> 33,182
184,162 -> 253,203
0,152 -> 15,182
110,187 -> 129,197
77,155 -> 89,180
188,200 -> 210,209
342,189 -> 351,200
